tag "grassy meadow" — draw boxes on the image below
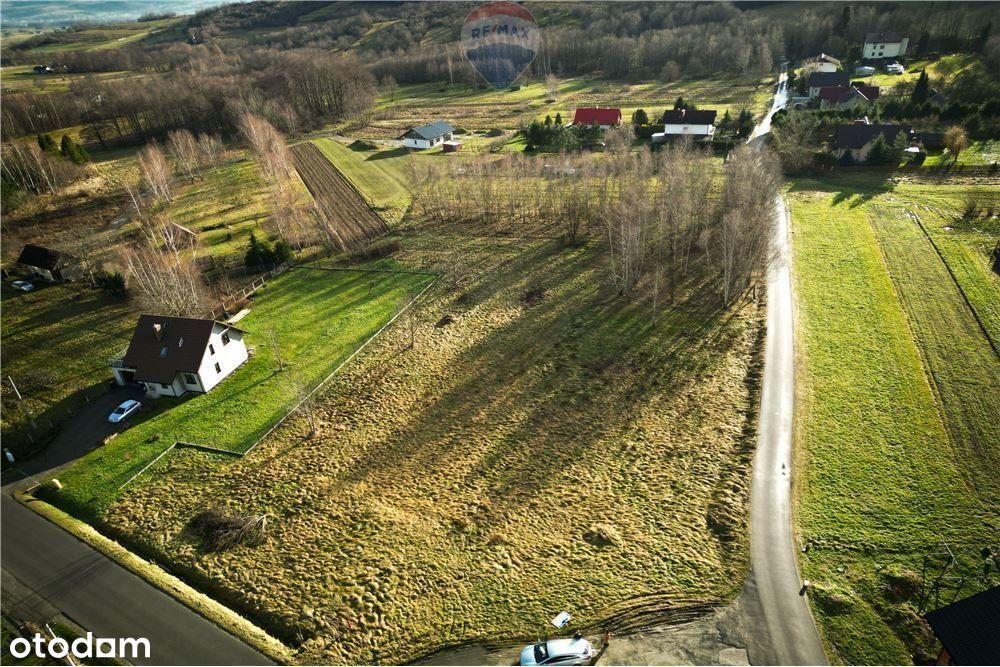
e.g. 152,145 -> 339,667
366,73 -> 774,138
47,266 -> 434,519
788,172 -> 1000,664
0,282 -> 137,454
40,149 -> 766,663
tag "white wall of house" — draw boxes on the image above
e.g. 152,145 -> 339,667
403,133 -> 451,150
814,62 -> 838,73
23,265 -> 56,282
195,326 -> 248,393
144,375 -> 185,398
663,123 -> 715,137
864,38 -> 908,59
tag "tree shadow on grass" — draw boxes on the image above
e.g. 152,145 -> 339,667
367,147 -> 411,161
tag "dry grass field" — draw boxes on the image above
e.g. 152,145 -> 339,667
69,209 -> 766,663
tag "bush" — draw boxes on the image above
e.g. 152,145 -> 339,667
347,139 -> 378,151
94,270 -> 127,297
190,507 -> 267,551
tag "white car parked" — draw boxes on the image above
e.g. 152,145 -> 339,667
108,399 -> 142,423
519,636 -> 594,666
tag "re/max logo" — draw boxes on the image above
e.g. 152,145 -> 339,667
8,633 -> 151,661
469,24 -> 532,40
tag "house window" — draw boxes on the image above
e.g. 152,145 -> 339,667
184,373 -> 197,386
209,344 -> 215,355
214,362 -> 221,374
160,346 -> 168,358
222,332 -> 231,346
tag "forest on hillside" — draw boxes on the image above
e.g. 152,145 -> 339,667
1,1 -> 998,145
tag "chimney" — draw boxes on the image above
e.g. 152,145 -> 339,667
153,323 -> 163,340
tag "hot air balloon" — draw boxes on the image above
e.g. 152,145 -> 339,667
461,2 -> 540,90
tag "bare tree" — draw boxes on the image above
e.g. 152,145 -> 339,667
166,129 -> 200,182
545,72 -> 559,100
137,142 -> 173,204
943,126 -> 968,163
197,133 -> 223,168
238,112 -> 293,189
266,324 -> 284,372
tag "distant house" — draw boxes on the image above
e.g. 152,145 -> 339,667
923,586 -> 1000,665
833,123 -> 912,161
571,108 -> 622,129
401,121 -> 455,150
863,31 -> 909,60
656,109 -> 718,140
807,53 -> 842,73
112,315 -> 248,398
817,85 -> 879,110
32,65 -> 52,74
16,244 -> 79,282
807,71 -> 850,98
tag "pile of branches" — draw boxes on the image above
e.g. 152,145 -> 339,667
190,507 -> 268,551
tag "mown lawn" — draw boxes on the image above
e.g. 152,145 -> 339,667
0,282 -> 136,455
47,266 -> 434,520
789,173 -> 1000,664
311,138 -> 413,211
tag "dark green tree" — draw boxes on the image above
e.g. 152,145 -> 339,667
674,96 -> 686,110
554,112 -> 563,125
632,108 -> 649,126
911,71 -> 930,105
544,114 -> 553,126
916,31 -> 931,56
37,134 -> 57,154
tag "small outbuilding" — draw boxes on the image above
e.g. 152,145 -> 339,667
401,121 -> 456,150
112,315 -> 249,398
16,244 -> 79,282
442,140 -> 463,153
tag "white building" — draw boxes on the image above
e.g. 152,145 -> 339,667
863,32 -> 909,60
400,120 -> 455,149
659,108 -> 718,139
112,315 -> 249,398
807,53 -> 842,73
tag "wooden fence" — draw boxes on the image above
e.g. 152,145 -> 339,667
206,262 -> 290,321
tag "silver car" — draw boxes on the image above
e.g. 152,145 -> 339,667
10,280 -> 34,292
108,399 -> 142,423
519,636 -> 594,666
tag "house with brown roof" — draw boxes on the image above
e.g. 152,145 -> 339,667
112,315 -> 248,398
817,85 -> 879,110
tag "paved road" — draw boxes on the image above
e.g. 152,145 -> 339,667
738,64 -> 827,666
1,387 -> 271,666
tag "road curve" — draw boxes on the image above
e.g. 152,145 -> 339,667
740,65 -> 828,665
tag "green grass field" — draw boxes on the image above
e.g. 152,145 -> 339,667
366,73 -> 773,138
0,282 -> 136,454
311,138 -> 413,211
789,173 -> 1000,664
47,266 -> 434,520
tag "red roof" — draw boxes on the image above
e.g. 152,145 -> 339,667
572,108 -> 622,126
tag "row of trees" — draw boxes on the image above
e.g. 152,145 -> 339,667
411,140 -> 780,308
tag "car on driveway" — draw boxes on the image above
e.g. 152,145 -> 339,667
10,280 -> 34,292
108,399 -> 142,423
519,636 -> 594,666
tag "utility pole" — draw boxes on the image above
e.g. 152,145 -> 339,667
8,375 -> 36,429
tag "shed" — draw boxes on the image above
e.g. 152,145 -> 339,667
16,244 -> 79,282
442,140 -> 462,153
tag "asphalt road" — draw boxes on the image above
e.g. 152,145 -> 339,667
1,387 -> 271,666
739,65 -> 828,666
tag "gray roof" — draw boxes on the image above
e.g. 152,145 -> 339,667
924,586 -> 1000,665
807,71 -> 850,88
865,31 -> 907,44
405,120 -> 455,140
834,124 -> 911,149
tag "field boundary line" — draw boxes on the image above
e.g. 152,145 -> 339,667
113,270 -> 441,488
905,209 -> 1000,361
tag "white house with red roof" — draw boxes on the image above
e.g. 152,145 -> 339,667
571,107 -> 622,129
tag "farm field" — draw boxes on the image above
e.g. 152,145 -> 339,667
788,172 -> 1000,664
311,138 -> 412,212
47,265 -> 434,521
0,65 -> 140,94
7,17 -> 180,55
42,167 -> 767,664
291,142 -> 390,248
0,282 -> 137,455
367,74 -> 774,137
